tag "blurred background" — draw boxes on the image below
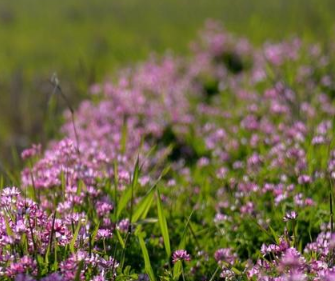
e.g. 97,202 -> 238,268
0,0 -> 334,174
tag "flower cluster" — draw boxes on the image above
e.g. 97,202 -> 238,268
2,20 -> 335,280
172,250 -> 191,264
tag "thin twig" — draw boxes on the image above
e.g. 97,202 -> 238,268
47,210 -> 57,271
49,73 -> 81,157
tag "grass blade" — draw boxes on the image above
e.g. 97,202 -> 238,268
70,222 -> 82,254
120,115 -> 128,155
74,260 -> 84,281
116,229 -> 126,249
117,157 -> 140,219
132,185 -> 156,223
117,185 -> 132,219
173,260 -> 182,280
269,225 -> 280,244
130,156 -> 140,223
209,266 -> 220,281
179,209 -> 195,249
4,216 -> 14,237
156,188 -> 171,258
138,234 -> 156,281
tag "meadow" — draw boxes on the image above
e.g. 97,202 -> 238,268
1,0 -> 335,172
1,1 -> 335,280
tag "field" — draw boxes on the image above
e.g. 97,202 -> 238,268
2,1 -> 335,280
1,0 -> 335,171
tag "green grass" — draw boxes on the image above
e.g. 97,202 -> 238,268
1,0 -> 335,76
0,0 -> 335,172
2,4 -> 335,278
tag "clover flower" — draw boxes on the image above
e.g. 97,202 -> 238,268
172,250 -> 191,263
283,211 -> 298,222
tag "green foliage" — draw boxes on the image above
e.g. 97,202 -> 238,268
138,233 -> 156,281
156,188 -> 171,259
1,0 -> 335,176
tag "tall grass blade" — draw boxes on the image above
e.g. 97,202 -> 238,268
70,222 -> 82,254
74,260 -> 84,281
116,185 -> 132,219
156,188 -> 171,258
120,116 -> 128,155
173,260 -> 182,280
132,185 -> 156,223
130,156 -> 140,223
117,157 -> 140,219
116,229 -> 125,249
138,234 -> 156,281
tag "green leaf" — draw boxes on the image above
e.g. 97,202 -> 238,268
231,267 -> 242,275
52,242 -> 59,271
131,157 -> 140,190
269,225 -> 280,244
130,156 -> 140,222
138,234 -> 156,281
117,186 -> 133,219
74,260 -> 84,281
4,216 -> 13,237
0,176 -> 4,190
209,267 -> 220,281
137,218 -> 158,225
156,188 -> 171,258
70,222 -> 82,254
120,116 -> 128,155
132,185 -> 156,223
21,233 -> 28,254
173,260 -> 182,280
117,157 -> 140,219
116,229 -> 125,249
113,161 -> 119,221
132,165 -> 170,224
90,223 -> 100,248
179,209 -> 195,249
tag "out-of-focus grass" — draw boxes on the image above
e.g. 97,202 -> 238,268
1,0 -> 334,76
0,0 -> 334,173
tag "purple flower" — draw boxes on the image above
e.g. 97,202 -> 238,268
21,144 -> 42,160
117,218 -> 130,233
214,248 -> 237,265
172,250 -> 191,263
298,175 -> 311,185
283,211 -> 298,222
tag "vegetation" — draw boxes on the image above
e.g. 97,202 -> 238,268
2,1 -> 335,280
1,0 -> 335,171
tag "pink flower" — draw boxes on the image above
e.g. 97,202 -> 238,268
214,248 -> 237,264
21,144 -> 41,160
298,175 -> 311,185
283,211 -> 298,222
172,250 -> 191,263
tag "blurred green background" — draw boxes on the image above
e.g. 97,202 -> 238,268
0,0 -> 334,173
